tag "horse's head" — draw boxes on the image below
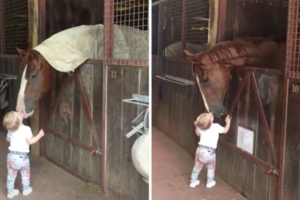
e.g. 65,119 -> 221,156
184,50 -> 232,117
16,48 -> 54,118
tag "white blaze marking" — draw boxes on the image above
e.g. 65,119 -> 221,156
196,76 -> 210,112
16,65 -> 28,112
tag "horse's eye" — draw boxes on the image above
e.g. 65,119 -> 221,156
31,74 -> 37,79
203,77 -> 208,82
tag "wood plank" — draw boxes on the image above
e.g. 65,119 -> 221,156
106,66 -> 123,199
120,67 -> 139,199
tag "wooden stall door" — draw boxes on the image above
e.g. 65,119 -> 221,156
42,63 -> 103,186
216,69 -> 282,200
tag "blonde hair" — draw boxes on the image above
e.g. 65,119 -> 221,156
3,111 -> 21,131
195,113 -> 212,130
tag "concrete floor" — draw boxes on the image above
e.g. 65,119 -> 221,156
152,127 -> 246,200
0,132 -> 112,200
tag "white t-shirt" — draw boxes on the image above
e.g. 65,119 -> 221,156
7,124 -> 33,153
197,123 -> 225,149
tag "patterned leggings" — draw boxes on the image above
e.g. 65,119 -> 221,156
190,146 -> 216,184
7,152 -> 30,194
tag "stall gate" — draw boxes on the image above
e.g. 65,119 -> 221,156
216,67 -> 283,200
41,62 -> 103,186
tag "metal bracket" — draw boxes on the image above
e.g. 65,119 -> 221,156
156,74 -> 194,86
90,148 -> 101,155
123,94 -> 149,106
126,122 -> 144,138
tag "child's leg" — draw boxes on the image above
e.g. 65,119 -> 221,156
190,147 -> 204,183
6,155 -> 18,194
207,151 -> 216,184
20,156 -> 31,191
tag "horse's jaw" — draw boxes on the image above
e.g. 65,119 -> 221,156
22,110 -> 34,119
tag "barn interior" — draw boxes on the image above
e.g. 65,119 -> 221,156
0,0 -> 149,199
152,0 -> 300,200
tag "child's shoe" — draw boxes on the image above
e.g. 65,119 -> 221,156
206,180 -> 216,188
7,189 -> 19,199
23,187 -> 33,196
189,180 -> 200,188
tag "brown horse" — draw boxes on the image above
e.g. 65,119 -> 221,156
15,48 -> 54,118
183,37 -> 286,117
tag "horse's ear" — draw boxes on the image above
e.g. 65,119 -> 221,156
16,47 -> 27,57
183,50 -> 199,63
27,49 -> 39,58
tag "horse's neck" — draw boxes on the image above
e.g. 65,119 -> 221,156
202,40 -> 285,69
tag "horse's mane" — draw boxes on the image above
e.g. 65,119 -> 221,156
199,37 -> 277,63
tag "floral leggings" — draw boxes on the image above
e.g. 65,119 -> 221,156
7,152 -> 30,194
190,146 -> 216,184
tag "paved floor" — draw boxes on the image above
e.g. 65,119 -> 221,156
152,127 -> 246,200
0,132 -> 112,200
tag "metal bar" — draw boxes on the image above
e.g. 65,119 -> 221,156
181,0 -> 187,59
250,72 -> 278,167
104,0 -> 114,63
38,0 -> 46,157
152,0 -> 171,7
105,59 -> 148,67
285,0 -> 298,77
0,0 -> 4,54
45,155 -> 89,183
74,71 -> 101,149
48,129 -> 95,152
85,60 -> 104,65
217,0 -> 227,42
101,63 -> 107,192
47,73 -> 68,123
277,78 -> 289,200
240,66 -> 283,76
0,54 -> 21,59
157,4 -> 164,57
228,72 -> 249,115
219,140 -> 274,170
38,0 -> 46,44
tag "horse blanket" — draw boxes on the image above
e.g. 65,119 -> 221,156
34,24 -> 148,72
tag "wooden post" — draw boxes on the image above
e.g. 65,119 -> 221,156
0,0 -> 4,54
28,0 -> 40,156
208,0 -> 219,48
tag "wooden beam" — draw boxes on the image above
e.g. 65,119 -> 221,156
208,0 -> 219,48
0,0 -> 4,54
28,0 -> 40,156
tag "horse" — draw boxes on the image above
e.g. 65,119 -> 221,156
15,48 -> 54,118
183,37 -> 286,117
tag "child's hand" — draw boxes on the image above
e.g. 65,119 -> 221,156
39,129 -> 45,137
225,115 -> 232,123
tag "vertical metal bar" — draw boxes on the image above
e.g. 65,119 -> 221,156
286,0 -> 298,78
74,71 -> 101,149
104,0 -> 114,63
103,0 -> 114,193
157,4 -> 164,57
277,78 -> 289,200
217,0 -> 227,42
38,0 -> 46,157
0,0 -> 4,54
228,72 -> 249,115
181,0 -> 187,58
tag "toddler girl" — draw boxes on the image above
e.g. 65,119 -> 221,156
3,111 -> 44,198
190,112 -> 231,188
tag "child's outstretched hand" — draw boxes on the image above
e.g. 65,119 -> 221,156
225,115 -> 232,124
39,129 -> 45,137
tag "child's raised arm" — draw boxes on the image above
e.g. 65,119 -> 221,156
26,129 -> 45,145
221,115 -> 232,134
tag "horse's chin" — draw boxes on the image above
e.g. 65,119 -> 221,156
23,110 -> 34,119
